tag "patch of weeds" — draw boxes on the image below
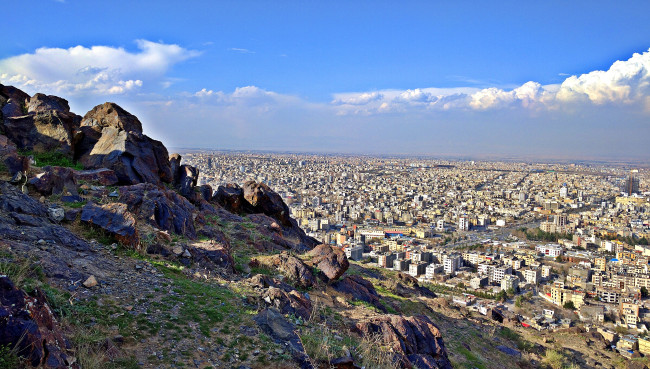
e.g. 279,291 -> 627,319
0,344 -> 23,369
19,150 -> 84,170
455,345 -> 486,369
63,201 -> 86,209
81,224 -> 117,246
106,357 -> 140,369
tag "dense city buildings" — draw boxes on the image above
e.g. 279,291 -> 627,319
182,151 -> 650,360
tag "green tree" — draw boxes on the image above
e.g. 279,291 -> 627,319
641,286 -> 649,298
515,295 -> 523,308
563,301 -> 575,310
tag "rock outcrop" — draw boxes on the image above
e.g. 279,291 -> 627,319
0,277 -> 79,368
28,166 -> 78,196
75,102 -> 172,185
331,275 -> 386,312
73,168 -> 119,186
253,308 -> 313,369
0,182 -> 90,250
212,183 -> 253,214
81,202 -> 139,247
356,315 -> 452,369
2,91 -> 81,158
118,183 -> 197,239
269,252 -> 316,288
249,275 -> 312,321
243,180 -> 293,227
306,244 -> 349,282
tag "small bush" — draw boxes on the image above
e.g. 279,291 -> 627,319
0,344 -> 22,369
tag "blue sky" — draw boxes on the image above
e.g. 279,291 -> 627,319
2,1 -> 650,160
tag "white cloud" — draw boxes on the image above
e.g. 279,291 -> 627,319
330,48 -> 650,115
0,39 -> 200,96
229,48 -> 255,54
556,49 -> 650,104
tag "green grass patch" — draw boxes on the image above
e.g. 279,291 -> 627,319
19,150 -> 84,170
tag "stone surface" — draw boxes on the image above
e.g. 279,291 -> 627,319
187,241 -> 235,273
496,345 -> 521,357
47,206 -> 65,223
0,276 -> 78,368
0,182 -> 90,250
212,183 -> 252,214
253,308 -> 313,369
250,275 -> 312,321
270,252 -> 316,288
4,111 -> 79,158
28,166 -> 78,196
306,244 -> 349,282
176,164 -> 199,199
331,275 -> 386,312
263,286 -> 312,321
73,168 -> 119,186
76,102 -> 172,185
83,275 -> 98,288
118,183 -> 197,239
356,315 -> 452,369
242,181 -> 293,227
27,93 -> 71,114
0,134 -> 29,176
81,202 -> 139,247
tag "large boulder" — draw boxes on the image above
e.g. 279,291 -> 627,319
0,277 -> 79,368
212,183 -> 253,214
28,166 -> 78,196
0,84 -> 29,121
3,111 -> 79,157
169,153 -> 182,182
81,202 -> 139,247
186,240 -> 235,274
356,315 -> 452,369
118,183 -> 196,239
0,84 -> 30,107
269,252 -> 316,288
1,98 -> 24,119
253,308 -> 313,369
177,164 -> 199,199
0,182 -> 90,250
243,181 -> 293,227
0,134 -> 29,176
75,102 -> 172,185
249,275 -> 313,321
306,244 -> 349,282
27,93 -> 71,114
331,275 -> 386,312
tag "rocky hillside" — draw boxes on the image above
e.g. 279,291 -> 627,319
0,84 -> 527,369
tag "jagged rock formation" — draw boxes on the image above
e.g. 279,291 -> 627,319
331,275 -> 387,312
268,252 -> 316,288
306,243 -> 349,282
356,314 -> 452,369
249,275 -> 312,321
118,183 -> 197,239
81,202 -> 139,248
0,277 -> 78,368
75,102 -> 172,185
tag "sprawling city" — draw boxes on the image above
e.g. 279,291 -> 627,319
2,1 -> 650,369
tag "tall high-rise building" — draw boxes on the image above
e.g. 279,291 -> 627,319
621,170 -> 640,195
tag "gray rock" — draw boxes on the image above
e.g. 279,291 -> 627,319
47,206 -> 65,223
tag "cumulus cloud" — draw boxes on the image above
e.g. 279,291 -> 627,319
0,39 -> 200,96
331,48 -> 650,114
